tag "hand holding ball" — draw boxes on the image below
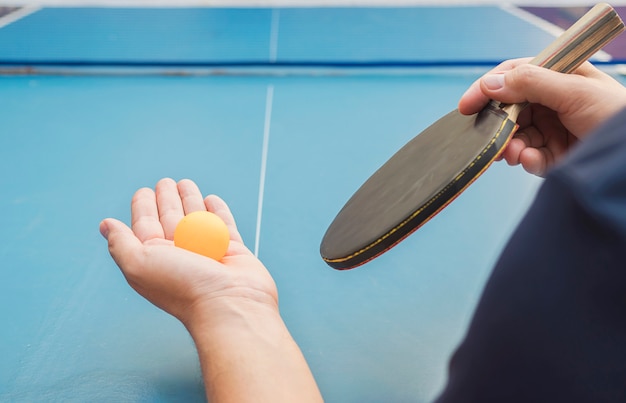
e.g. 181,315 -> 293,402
174,211 -> 230,261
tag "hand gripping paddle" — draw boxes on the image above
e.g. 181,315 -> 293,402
321,3 -> 625,270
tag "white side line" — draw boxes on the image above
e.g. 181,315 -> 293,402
269,8 -> 280,63
255,84 -> 274,257
500,4 -> 612,62
0,5 -> 41,29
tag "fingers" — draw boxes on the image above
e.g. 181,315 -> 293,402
132,178 -> 208,242
458,60 -> 605,116
205,194 -> 245,245
478,64 -> 584,111
569,60 -> 606,79
178,179 -> 206,214
130,178 -> 243,245
458,58 -> 532,115
132,187 -> 165,243
500,137 -> 552,177
519,148 -> 552,177
156,178 -> 186,240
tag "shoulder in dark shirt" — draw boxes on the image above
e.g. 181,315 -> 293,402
436,109 -> 626,403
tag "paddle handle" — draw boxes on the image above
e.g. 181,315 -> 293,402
529,3 -> 624,73
502,3 -> 624,119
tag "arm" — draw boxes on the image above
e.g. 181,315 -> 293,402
458,60 -> 626,176
435,58 -> 626,402
100,178 -> 323,403
436,109 -> 626,403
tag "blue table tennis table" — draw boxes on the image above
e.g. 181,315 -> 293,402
1,5 -> 624,402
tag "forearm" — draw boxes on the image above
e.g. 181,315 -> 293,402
186,299 -> 323,403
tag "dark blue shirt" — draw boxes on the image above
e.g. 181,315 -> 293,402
436,109 -> 626,402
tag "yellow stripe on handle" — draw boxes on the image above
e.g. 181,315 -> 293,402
530,3 -> 624,72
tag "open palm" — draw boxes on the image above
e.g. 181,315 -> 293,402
100,178 -> 278,327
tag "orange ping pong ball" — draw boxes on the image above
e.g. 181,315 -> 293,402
174,211 -> 230,261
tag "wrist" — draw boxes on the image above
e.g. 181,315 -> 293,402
184,297 -> 323,403
183,293 -> 280,338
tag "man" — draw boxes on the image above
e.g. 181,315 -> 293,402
100,60 -> 626,402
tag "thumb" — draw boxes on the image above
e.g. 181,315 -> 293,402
480,64 -> 578,114
99,218 -> 143,272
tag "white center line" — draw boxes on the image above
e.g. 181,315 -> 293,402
255,84 -> 274,257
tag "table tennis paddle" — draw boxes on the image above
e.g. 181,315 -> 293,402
321,3 -> 624,270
